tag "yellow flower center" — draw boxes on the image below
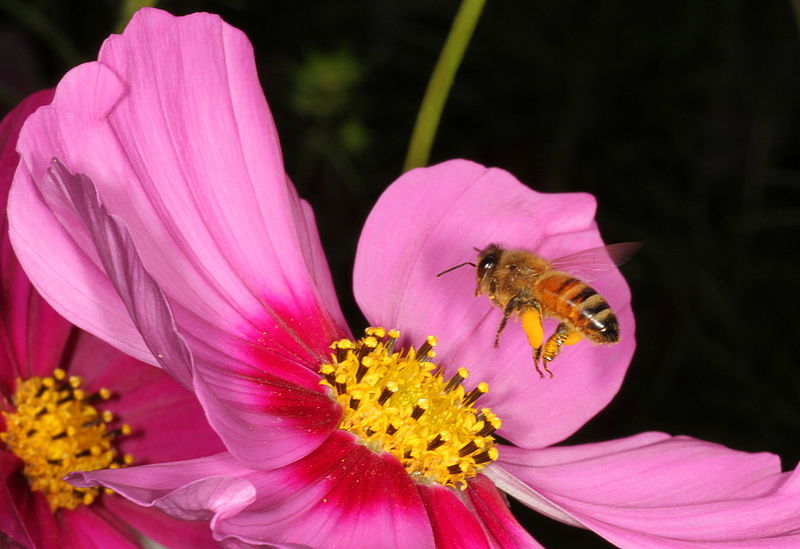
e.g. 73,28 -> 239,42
320,327 -> 500,489
1,368 -> 132,511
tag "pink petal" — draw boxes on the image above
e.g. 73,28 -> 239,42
10,9 -> 346,468
10,149 -> 154,368
354,159 -> 635,449
465,475 -> 543,548
68,332 -> 225,463
67,452 -> 257,526
40,160 -> 339,469
415,483 -> 490,549
190,357 -> 342,469
0,89 -> 53,206
11,485 -> 61,549
0,88 -> 72,392
0,456 -> 35,549
11,9 -> 346,377
494,432 -> 800,547
40,159 -> 195,386
102,497 -> 219,549
98,8 -> 346,345
215,431 -> 435,549
57,506 -> 139,549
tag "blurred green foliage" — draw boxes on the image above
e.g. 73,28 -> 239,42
2,1 -> 799,546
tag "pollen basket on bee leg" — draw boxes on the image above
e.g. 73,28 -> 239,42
520,308 -> 544,349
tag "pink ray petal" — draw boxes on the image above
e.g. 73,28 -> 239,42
68,332 -> 225,463
415,483 -> 490,549
494,432 -> 800,547
189,356 -> 342,469
0,457 -> 35,549
0,88 -> 73,392
10,151 -> 154,368
41,159 -> 194,386
215,431 -> 435,549
465,475 -> 543,548
57,505 -> 139,549
15,488 -> 61,549
67,452 -> 257,527
40,159 -> 338,468
102,497 -> 219,549
354,159 -> 635,449
222,540 -> 314,549
10,9 -> 346,381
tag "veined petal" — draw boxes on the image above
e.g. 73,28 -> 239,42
40,159 -> 194,386
37,160 -> 338,468
10,151 -> 155,369
102,497 -> 219,549
465,475 -> 543,548
68,332 -> 225,463
494,432 -> 800,547
8,484 -> 60,549
10,9 -> 346,382
215,431 -> 435,549
0,456 -> 35,549
354,159 -> 635,449
189,354 -> 341,469
416,483 -> 490,549
10,9 -> 345,466
0,88 -> 73,392
58,506 -> 139,549
66,452 -> 257,526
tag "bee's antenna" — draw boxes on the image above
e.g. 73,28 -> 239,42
472,247 -> 481,253
436,262 -> 476,278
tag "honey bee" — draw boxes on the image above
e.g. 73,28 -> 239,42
437,243 -> 638,378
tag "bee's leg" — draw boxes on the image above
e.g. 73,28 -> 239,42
562,330 -> 582,346
495,296 -> 521,347
540,322 -> 572,378
495,294 -> 537,347
494,311 -> 511,347
532,345 -> 545,378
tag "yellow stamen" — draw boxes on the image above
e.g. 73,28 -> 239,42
319,328 -> 500,489
1,369 -> 132,511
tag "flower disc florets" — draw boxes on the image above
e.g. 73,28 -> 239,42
320,327 -> 500,489
1,369 -> 132,511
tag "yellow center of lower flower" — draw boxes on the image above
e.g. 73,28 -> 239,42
1,369 -> 132,511
320,327 -> 500,489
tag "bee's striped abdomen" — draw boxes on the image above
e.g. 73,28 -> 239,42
537,273 -> 619,344
578,294 -> 619,343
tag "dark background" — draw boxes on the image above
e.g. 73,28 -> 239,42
2,1 -> 799,546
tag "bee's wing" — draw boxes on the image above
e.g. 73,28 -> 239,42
549,242 -> 640,282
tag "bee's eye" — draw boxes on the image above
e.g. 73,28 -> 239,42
478,258 -> 495,278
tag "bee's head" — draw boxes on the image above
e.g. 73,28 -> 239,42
476,244 -> 501,280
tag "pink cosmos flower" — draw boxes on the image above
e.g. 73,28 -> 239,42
8,8 -> 800,548
0,92 -> 227,548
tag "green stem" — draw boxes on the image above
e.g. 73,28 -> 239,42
403,0 -> 487,172
115,0 -> 158,33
